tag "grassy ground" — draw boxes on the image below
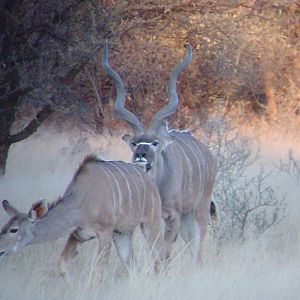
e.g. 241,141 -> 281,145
0,124 -> 299,300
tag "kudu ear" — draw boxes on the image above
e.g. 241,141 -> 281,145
27,199 -> 48,222
157,122 -> 173,146
2,200 -> 19,217
122,134 -> 132,144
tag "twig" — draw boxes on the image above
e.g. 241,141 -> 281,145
85,66 -> 104,118
7,104 -> 53,144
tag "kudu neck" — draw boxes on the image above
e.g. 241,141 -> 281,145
31,198 -> 78,245
148,150 -> 167,187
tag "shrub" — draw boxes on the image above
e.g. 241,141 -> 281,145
205,117 -> 286,248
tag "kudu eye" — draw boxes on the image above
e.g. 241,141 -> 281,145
152,141 -> 159,147
9,228 -> 18,234
131,142 -> 137,147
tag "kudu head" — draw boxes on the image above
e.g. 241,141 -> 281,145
102,41 -> 192,170
0,199 -> 48,259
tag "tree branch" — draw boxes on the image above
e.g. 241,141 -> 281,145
7,104 -> 53,144
59,45 -> 101,86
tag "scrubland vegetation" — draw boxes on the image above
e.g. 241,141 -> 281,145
0,124 -> 299,299
1,0 -> 300,299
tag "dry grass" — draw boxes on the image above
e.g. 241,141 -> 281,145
0,124 -> 299,300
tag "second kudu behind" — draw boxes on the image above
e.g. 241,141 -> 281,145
102,41 -> 217,263
0,156 -> 165,281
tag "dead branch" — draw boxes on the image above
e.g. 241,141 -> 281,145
7,105 -> 54,144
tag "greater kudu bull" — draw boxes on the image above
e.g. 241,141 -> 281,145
102,42 -> 216,263
0,156 -> 165,280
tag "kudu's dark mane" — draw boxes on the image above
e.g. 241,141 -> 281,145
48,155 -> 101,211
74,154 -> 100,180
169,128 -> 192,136
47,197 -> 63,211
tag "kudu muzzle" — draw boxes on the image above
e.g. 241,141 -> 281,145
134,144 -> 154,171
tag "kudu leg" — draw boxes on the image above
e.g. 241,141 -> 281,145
91,229 -> 113,284
113,231 -> 133,272
163,209 -> 181,261
180,211 -> 201,261
58,232 -> 85,283
194,198 -> 211,266
195,211 -> 209,266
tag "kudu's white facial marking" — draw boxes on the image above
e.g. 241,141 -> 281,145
0,199 -> 47,259
103,41 -> 217,264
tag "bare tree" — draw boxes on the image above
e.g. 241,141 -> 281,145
0,105 -> 53,175
206,118 -> 286,247
0,0 -> 114,174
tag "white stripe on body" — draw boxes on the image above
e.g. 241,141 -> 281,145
173,133 -> 204,200
171,137 -> 193,196
186,137 -> 208,198
131,166 -> 146,215
121,164 -> 141,212
103,162 -> 123,213
187,135 -> 206,198
99,163 -> 117,211
151,189 -> 155,220
111,162 -> 132,210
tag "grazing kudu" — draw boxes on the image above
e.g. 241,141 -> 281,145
102,42 -> 217,263
0,156 -> 165,280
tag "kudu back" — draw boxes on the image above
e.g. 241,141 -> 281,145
0,156 -> 165,280
102,42 -> 217,263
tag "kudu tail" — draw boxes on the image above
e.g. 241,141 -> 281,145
209,201 -> 217,221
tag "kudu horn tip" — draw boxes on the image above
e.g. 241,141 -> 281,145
184,42 -> 192,55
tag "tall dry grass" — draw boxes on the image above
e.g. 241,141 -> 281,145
0,124 -> 299,300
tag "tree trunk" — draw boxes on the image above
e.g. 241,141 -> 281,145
0,142 -> 10,176
0,105 -> 54,176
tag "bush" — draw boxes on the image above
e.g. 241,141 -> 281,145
205,117 -> 286,248
275,149 -> 300,182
